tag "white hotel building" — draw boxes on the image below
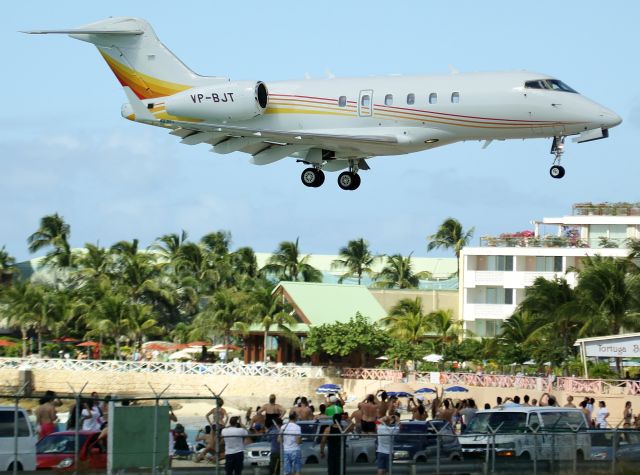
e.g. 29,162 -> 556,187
459,203 -> 640,338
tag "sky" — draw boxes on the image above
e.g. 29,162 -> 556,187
2,1 -> 640,262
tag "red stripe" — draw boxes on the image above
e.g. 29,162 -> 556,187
269,93 -> 565,124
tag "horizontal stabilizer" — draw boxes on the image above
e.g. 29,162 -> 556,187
22,29 -> 143,35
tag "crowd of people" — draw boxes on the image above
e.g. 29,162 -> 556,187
29,387 -> 640,475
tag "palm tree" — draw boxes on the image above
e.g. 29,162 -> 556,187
2,281 -> 39,356
427,218 -> 475,274
27,213 -> 74,268
428,309 -> 463,353
331,238 -> 377,284
0,246 -> 17,286
575,256 -> 640,373
373,253 -> 431,289
189,289 -> 251,344
517,276 -> 582,370
381,297 -> 431,344
246,285 -> 298,361
86,293 -> 133,359
261,238 -> 322,282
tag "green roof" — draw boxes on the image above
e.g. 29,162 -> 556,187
276,281 -> 387,328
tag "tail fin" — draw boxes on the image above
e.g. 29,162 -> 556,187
25,17 -> 226,99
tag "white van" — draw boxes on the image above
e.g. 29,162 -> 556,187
458,406 -> 591,461
0,406 -> 37,471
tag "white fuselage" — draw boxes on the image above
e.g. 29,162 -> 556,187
176,70 -> 619,158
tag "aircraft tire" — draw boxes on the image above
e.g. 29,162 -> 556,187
301,168 -> 322,187
549,165 -> 565,179
349,173 -> 361,190
338,171 -> 358,190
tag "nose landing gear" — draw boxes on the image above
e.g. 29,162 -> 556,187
549,136 -> 566,179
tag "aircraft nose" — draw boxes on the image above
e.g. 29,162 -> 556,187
600,107 -> 622,128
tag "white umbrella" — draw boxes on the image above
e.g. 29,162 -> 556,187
376,356 -> 389,360
168,350 -> 193,360
523,360 -> 536,365
423,353 -> 443,363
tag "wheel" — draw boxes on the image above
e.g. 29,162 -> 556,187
549,165 -> 565,179
306,456 -> 319,464
349,173 -> 361,190
337,171 -> 360,190
301,168 -> 324,187
7,462 -> 22,471
355,454 -> 368,464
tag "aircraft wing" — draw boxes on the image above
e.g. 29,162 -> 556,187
157,119 -> 399,165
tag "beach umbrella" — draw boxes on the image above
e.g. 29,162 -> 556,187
168,350 -> 193,360
415,387 -> 436,394
187,341 -> 210,347
316,383 -> 342,394
523,360 -> 535,365
376,356 -> 389,360
386,391 -> 413,398
76,341 -> 100,347
423,353 -> 443,363
211,344 -> 242,352
445,385 -> 469,393
0,339 -> 16,347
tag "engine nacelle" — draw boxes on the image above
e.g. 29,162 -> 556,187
164,81 -> 268,122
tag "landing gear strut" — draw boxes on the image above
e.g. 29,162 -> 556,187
337,161 -> 361,190
300,167 -> 325,188
549,136 -> 566,179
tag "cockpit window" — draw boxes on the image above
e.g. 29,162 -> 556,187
525,79 -> 578,93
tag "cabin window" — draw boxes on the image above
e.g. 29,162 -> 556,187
361,95 -> 370,107
407,93 -> 415,105
451,92 -> 460,103
384,94 -> 393,106
338,96 -> 347,107
429,93 -> 437,104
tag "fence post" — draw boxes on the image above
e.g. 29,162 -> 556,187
611,429 -> 618,475
148,383 -> 170,475
12,382 -> 28,475
205,384 -> 227,475
67,381 -> 88,475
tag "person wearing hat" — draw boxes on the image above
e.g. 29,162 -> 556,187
324,395 -> 343,419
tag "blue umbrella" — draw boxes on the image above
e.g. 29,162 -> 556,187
316,383 -> 342,394
386,391 -> 413,398
445,385 -> 469,393
415,387 -> 436,394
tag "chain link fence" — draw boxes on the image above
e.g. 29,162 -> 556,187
1,385 -> 639,474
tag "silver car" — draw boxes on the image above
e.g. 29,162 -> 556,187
244,420 -> 376,468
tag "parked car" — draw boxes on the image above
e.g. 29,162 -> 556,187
0,406 -> 37,471
36,431 -> 106,471
458,406 -> 591,461
393,420 -> 463,463
244,420 -> 375,467
588,430 -> 640,461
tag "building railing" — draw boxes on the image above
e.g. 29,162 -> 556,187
479,235 -> 632,249
0,357 -> 326,378
340,367 -> 404,381
573,202 -> 640,216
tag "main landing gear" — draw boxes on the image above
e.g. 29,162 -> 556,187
549,136 -> 566,179
300,161 -> 362,190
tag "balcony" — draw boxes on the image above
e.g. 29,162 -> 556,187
463,303 -> 517,319
463,270 -> 574,288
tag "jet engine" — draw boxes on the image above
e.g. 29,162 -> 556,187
164,81 -> 268,122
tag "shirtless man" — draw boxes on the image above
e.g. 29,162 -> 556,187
361,394 -> 378,434
35,395 -> 58,440
258,394 -> 286,429
291,397 -> 313,421
349,403 -> 363,433
376,390 -> 390,418
206,398 -> 228,429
